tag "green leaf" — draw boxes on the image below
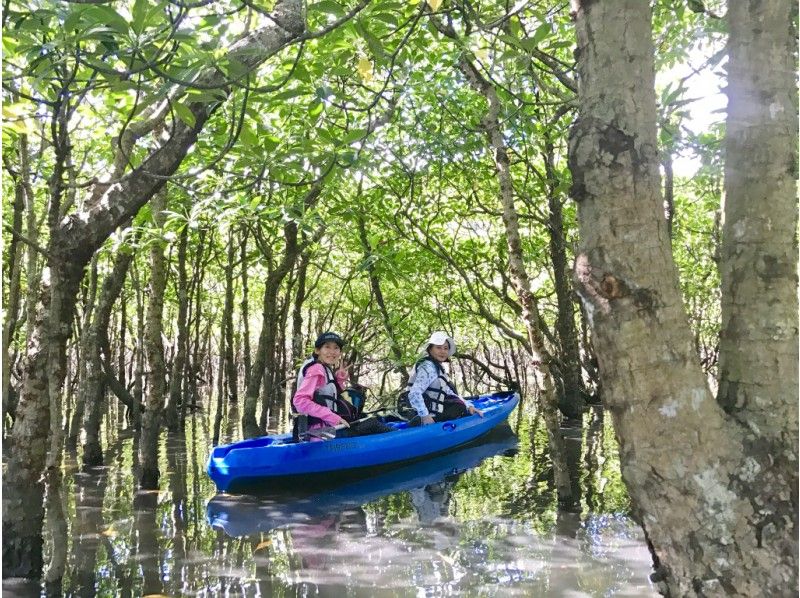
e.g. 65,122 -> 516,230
309,0 -> 345,17
83,6 -> 129,34
132,0 -> 149,33
340,128 -> 367,145
63,7 -> 86,32
308,100 -> 324,117
271,87 -> 307,101
172,102 -> 196,127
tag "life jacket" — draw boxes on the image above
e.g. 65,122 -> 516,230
404,356 -> 460,415
294,356 -> 357,425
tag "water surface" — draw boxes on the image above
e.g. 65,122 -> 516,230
3,408 -> 656,596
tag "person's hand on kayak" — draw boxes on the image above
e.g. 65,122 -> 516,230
467,405 -> 484,417
337,416 -> 350,428
421,415 -> 435,425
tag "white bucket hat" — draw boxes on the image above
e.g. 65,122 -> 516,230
423,331 -> 456,356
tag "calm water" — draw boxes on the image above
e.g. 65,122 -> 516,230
4,407 -> 656,597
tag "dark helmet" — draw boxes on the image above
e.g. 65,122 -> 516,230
315,331 -> 344,349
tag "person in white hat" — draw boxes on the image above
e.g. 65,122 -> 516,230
401,331 -> 483,425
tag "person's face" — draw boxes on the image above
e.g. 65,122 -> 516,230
315,341 -> 341,366
429,342 -> 450,362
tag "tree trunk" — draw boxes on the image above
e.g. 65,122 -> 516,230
83,247 -> 135,467
718,0 -> 798,583
185,227 -> 208,419
543,137 -> 586,418
139,189 -> 169,489
290,250 -> 309,392
223,230 -> 238,404
68,259 -> 98,449
132,262 -> 145,428
165,225 -> 189,430
243,188 -> 322,437
239,225 -> 252,384
2,138 -> 27,426
568,1 -> 797,593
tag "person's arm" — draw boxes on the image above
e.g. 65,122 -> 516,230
292,364 -> 346,426
408,362 -> 437,419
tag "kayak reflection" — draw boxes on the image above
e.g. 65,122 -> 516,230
207,427 -> 518,537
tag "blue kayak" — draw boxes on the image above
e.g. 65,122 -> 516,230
207,429 -> 518,536
207,390 -> 519,493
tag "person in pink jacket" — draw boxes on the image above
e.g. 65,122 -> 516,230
292,332 -> 393,439
292,332 -> 357,430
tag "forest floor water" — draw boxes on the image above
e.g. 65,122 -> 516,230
3,405 -> 656,596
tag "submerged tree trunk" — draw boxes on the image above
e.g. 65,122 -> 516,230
83,246 -> 135,467
139,190 -> 169,489
543,138 -> 586,418
223,230 -> 238,404
165,225 -> 189,430
568,1 -> 797,593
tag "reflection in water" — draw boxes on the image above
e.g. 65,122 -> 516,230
4,406 -> 655,597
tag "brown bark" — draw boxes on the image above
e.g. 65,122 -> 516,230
83,247 -> 135,467
2,139 -> 27,425
543,137 -> 586,418
223,230 -> 238,404
239,225 -> 252,383
165,225 -> 189,429
139,189 -> 169,489
568,1 -> 797,594
68,259 -> 98,449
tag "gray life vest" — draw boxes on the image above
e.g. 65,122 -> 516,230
405,357 -> 459,414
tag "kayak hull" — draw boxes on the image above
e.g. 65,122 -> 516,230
207,390 -> 519,493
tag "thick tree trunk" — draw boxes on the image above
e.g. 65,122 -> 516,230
2,256 -> 83,577
165,225 -> 189,429
568,1 -> 797,594
139,190 -> 169,489
83,247 -> 135,467
718,0 -> 798,584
